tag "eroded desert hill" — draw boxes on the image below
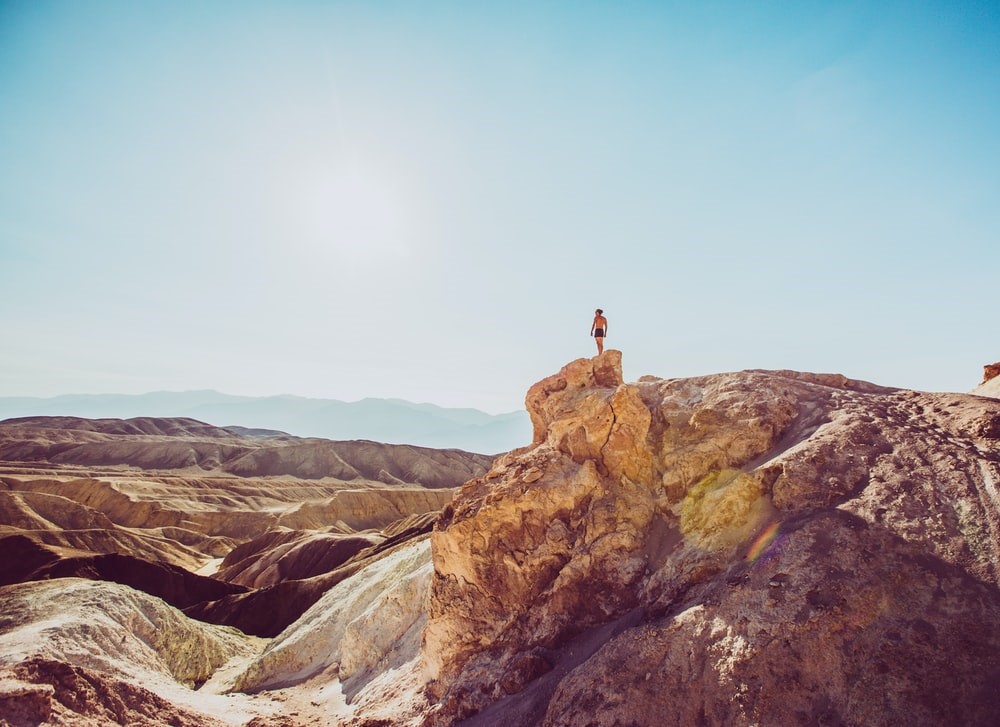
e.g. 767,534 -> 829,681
0,417 -> 490,639
2,356 -> 999,726
0,415 -> 490,486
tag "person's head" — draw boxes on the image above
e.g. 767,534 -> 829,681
595,308 -> 603,315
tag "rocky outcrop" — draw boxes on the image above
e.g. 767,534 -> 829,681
542,508 -> 1000,727
425,351 -> 1000,724
975,363 -> 1000,399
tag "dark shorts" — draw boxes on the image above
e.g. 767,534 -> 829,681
594,328 -> 605,337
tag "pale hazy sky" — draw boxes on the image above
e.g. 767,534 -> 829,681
1,1 -> 997,413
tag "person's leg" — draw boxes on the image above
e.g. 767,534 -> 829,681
596,336 -> 604,354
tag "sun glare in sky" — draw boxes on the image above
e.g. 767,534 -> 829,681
294,163 -> 411,263
0,1 -> 997,412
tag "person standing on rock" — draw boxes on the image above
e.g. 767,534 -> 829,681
590,309 -> 608,355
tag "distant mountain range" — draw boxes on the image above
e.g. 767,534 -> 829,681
0,390 -> 531,454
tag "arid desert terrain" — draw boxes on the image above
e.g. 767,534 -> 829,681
2,354 -> 1000,726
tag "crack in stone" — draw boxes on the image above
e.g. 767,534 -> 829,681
599,394 -> 619,470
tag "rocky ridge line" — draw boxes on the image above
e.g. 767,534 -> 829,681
0,416 -> 492,486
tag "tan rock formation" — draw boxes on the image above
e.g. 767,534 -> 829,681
0,659 -> 228,727
425,351 -> 1000,724
0,482 -> 223,571
984,361 -> 1000,384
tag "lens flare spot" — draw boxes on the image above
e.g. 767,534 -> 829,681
745,521 -> 782,563
680,469 -> 773,551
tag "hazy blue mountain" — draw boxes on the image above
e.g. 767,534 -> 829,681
0,391 -> 531,454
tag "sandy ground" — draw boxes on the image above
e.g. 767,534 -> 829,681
184,659 -> 427,726
196,557 -> 225,577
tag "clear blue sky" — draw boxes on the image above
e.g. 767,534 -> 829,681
1,1 -> 997,413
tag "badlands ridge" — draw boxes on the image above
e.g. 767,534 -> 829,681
1,352 -> 999,726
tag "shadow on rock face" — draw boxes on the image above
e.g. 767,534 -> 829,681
422,352 -> 1000,726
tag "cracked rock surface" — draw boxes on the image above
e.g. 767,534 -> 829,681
424,351 -> 1000,725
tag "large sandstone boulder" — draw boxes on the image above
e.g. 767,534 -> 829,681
424,351 -> 1000,724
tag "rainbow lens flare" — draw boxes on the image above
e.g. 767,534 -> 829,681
745,521 -> 782,563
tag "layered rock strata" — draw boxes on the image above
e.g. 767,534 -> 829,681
187,514 -> 441,638
0,417 -> 484,639
233,537 -> 431,695
425,351 -> 1000,725
0,416 -> 491,486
